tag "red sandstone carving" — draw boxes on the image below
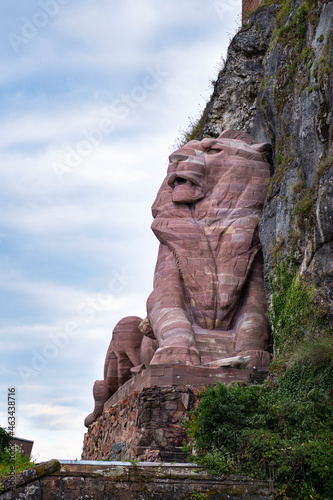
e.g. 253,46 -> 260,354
147,130 -> 272,367
85,316 -> 157,427
85,130 -> 272,427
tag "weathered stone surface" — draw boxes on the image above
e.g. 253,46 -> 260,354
202,5 -> 279,139
1,461 -> 277,500
148,130 -> 272,370
81,367 -> 266,464
84,316 -> 158,427
253,1 -> 333,323
103,363 -> 252,407
82,386 -> 201,463
243,0 -> 265,23
0,459 -> 60,494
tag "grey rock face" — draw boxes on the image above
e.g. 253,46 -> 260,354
202,5 -> 279,138
308,167 -> 333,325
201,0 -> 333,328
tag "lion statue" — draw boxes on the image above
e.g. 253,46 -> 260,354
85,130 -> 272,427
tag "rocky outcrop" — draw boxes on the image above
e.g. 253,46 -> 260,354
203,4 -> 279,137
200,0 -> 333,330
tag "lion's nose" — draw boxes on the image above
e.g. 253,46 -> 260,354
169,153 -> 189,164
169,153 -> 205,166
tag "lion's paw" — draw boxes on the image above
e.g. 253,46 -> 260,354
236,350 -> 273,370
150,345 -> 201,366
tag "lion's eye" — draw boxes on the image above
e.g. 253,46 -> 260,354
205,147 -> 223,155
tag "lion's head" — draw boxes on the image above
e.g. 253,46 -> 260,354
152,130 -> 272,217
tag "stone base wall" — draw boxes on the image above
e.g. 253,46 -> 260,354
1,460 -> 277,500
82,385 -> 202,462
82,366 -> 264,462
101,363 -> 252,408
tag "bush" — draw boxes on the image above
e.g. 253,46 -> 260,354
0,430 -> 35,479
269,258 -> 330,353
0,428 -> 11,454
184,343 -> 333,500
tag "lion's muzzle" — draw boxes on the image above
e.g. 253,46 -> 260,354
167,154 -> 207,204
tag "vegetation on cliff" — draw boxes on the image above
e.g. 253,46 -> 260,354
269,257 -> 331,354
185,261 -> 332,498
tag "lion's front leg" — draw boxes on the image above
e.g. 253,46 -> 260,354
148,303 -> 200,365
147,244 -> 200,366
233,252 -> 273,370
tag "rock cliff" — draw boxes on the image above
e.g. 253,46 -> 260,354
196,0 -> 333,337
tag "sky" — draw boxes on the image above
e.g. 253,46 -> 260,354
0,0 -> 241,462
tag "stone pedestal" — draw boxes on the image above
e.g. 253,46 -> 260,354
82,364 -> 253,462
82,385 -> 199,462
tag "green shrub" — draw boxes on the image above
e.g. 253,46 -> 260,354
185,356 -> 333,500
0,439 -> 35,479
184,383 -> 264,455
269,258 -> 330,353
279,336 -> 333,396
0,428 -> 11,454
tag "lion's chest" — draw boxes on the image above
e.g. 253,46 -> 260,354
153,215 -> 259,330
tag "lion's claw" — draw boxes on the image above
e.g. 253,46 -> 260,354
150,345 -> 201,366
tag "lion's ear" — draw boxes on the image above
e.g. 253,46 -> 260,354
218,130 -> 255,145
250,142 -> 272,164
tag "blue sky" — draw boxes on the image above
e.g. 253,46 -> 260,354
0,0 -> 241,461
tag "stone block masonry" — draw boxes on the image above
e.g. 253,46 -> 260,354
82,363 -> 254,463
1,459 -> 277,499
82,385 -> 202,463
103,363 -> 251,408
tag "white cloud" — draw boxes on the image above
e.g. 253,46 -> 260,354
55,1 -> 159,55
